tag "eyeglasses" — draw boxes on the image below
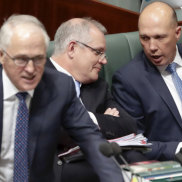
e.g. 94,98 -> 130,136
76,41 -> 106,60
3,50 -> 46,67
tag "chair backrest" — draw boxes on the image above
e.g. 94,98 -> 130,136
99,0 -> 141,12
47,41 -> 55,58
46,31 -> 141,87
100,31 -> 142,87
47,29 -> 182,89
101,29 -> 182,88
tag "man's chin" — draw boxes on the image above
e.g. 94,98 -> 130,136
83,76 -> 98,84
18,83 -> 38,92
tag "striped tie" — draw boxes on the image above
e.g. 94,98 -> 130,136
166,62 -> 182,101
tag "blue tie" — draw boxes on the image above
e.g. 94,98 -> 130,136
166,62 -> 182,101
14,92 -> 29,182
75,81 -> 80,98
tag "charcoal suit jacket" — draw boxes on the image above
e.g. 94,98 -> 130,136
46,58 -> 137,140
0,65 -> 124,182
45,58 -> 145,182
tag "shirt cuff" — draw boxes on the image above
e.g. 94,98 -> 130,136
88,111 -> 99,126
176,142 -> 182,154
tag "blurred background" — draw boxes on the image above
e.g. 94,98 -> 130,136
0,0 -> 181,39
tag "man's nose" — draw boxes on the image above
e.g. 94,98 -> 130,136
149,39 -> 158,52
24,60 -> 36,73
99,56 -> 107,65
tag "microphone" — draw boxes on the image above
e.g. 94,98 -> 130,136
110,142 -> 129,167
175,148 -> 182,165
99,142 -> 140,182
99,142 -> 122,170
99,142 -> 114,157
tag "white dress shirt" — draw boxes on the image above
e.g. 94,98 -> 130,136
157,46 -> 182,154
0,70 -> 33,182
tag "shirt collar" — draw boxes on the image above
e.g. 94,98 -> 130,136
50,57 -> 72,76
3,69 -> 34,100
157,45 -> 182,73
50,57 -> 82,88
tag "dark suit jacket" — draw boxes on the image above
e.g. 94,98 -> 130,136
0,65 -> 123,182
81,78 -> 137,138
112,43 -> 182,161
46,58 -> 137,140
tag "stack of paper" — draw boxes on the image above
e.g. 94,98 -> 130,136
108,133 -> 152,152
58,133 -> 152,158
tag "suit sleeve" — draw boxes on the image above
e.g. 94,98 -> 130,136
95,113 -> 137,139
94,86 -> 137,139
112,69 -> 179,161
112,70 -> 144,123
81,78 -> 137,139
62,80 -> 124,182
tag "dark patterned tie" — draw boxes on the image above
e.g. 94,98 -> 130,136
166,62 -> 182,101
14,92 -> 29,182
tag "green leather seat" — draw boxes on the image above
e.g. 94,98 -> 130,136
102,30 -> 182,88
176,9 -> 182,21
46,31 -> 142,88
102,31 -> 142,88
47,29 -> 182,89
99,0 -> 141,12
47,41 -> 55,58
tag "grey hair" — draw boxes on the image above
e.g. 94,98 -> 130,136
53,17 -> 107,55
0,14 -> 50,50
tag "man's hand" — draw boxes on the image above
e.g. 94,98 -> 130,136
104,108 -> 119,117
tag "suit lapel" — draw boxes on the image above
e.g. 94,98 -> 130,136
80,80 -> 103,112
80,84 -> 93,109
144,53 -> 182,127
0,66 -> 3,152
28,72 -> 50,165
46,58 -> 55,69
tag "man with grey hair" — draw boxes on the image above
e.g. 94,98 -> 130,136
0,15 -> 124,182
46,17 -> 145,182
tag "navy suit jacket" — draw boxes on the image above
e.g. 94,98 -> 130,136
81,78 -> 137,138
112,44 -> 182,161
0,65 -> 123,182
46,59 -> 137,140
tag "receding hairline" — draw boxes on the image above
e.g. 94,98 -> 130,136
0,14 -> 50,50
66,17 -> 107,34
139,2 -> 178,28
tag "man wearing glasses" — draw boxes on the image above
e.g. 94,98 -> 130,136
0,15 -> 125,182
46,18 -> 146,182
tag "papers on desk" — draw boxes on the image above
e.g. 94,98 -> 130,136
108,133 -> 152,147
58,133 -> 152,159
108,133 -> 152,152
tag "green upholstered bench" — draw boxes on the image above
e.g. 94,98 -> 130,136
47,30 -> 182,89
101,30 -> 182,88
46,31 -> 141,88
100,31 -> 141,88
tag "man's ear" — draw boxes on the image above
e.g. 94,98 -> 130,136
67,41 -> 76,59
176,26 -> 181,41
0,50 -> 5,64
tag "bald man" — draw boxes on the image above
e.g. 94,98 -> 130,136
112,2 -> 182,161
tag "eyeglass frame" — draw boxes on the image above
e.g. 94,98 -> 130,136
75,41 -> 106,60
2,50 -> 46,67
